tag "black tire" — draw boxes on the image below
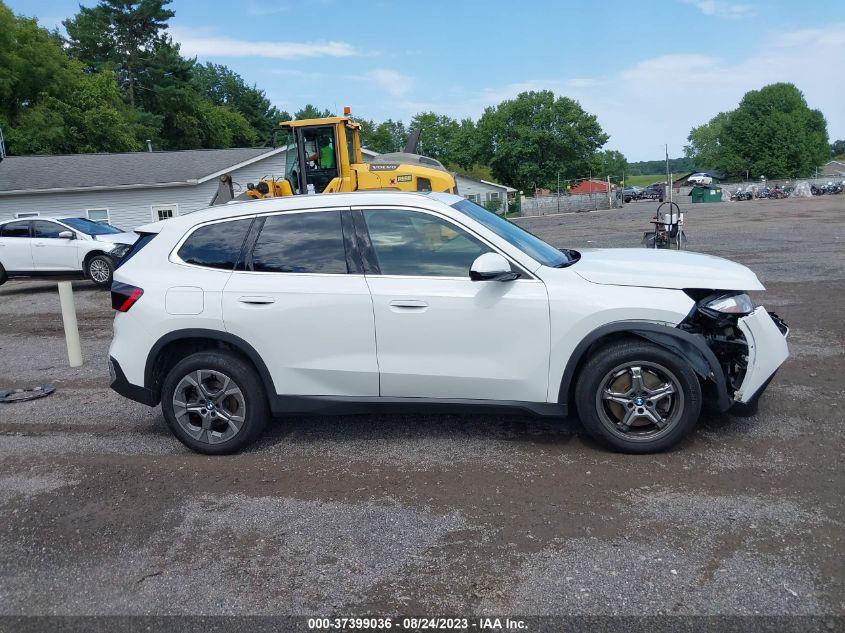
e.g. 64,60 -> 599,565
0,263 -> 7,286
161,350 -> 269,455
574,340 -> 702,453
86,254 -> 114,288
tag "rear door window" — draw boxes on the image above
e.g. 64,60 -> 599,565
0,221 -> 31,238
177,219 -> 252,270
250,211 -> 348,274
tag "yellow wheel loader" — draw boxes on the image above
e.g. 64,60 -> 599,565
210,115 -> 457,205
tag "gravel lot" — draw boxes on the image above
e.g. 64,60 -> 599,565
0,196 -> 842,627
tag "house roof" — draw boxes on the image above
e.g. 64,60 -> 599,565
479,179 -> 517,193
0,147 -> 282,196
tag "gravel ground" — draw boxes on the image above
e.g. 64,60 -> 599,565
0,196 -> 842,628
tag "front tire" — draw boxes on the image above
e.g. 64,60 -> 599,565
161,351 -> 269,455
0,263 -> 7,286
86,254 -> 114,288
575,340 -> 702,453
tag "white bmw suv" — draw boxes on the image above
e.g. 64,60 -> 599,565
108,192 -> 789,454
0,215 -> 137,288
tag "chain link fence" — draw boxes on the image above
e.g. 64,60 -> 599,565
520,192 -> 620,216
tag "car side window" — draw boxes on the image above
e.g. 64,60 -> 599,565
0,221 -> 31,238
32,221 -> 65,238
177,219 -> 252,271
250,211 -> 348,274
362,209 -> 490,277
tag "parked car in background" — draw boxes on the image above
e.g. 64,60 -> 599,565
0,215 -> 136,288
642,182 -> 666,200
687,173 -> 713,185
621,186 -> 644,202
108,191 -> 789,456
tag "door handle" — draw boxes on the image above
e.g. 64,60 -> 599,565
238,296 -> 275,305
389,299 -> 428,311
34,242 -> 46,247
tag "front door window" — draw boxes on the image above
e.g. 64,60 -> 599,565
362,209 -> 490,277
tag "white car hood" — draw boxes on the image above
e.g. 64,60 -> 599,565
92,232 -> 138,246
573,248 -> 764,291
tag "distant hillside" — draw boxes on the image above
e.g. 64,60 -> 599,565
627,157 -> 698,176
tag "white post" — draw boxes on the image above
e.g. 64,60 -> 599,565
607,175 -> 612,208
58,281 -> 83,367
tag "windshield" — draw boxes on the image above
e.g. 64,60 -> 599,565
60,217 -> 123,235
451,199 -> 574,267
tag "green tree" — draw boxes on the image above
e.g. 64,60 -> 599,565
359,118 -> 407,153
685,83 -> 829,179
409,112 -> 459,163
831,139 -> 845,158
449,118 -> 480,170
192,63 -> 284,141
590,149 -> 628,181
476,90 -> 608,192
0,2 -> 152,154
64,0 -> 175,108
294,104 -> 334,120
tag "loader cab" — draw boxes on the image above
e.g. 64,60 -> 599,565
281,117 -> 362,195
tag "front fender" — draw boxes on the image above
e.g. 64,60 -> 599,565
556,321 -> 732,412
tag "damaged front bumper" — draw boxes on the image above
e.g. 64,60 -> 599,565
733,307 -> 790,404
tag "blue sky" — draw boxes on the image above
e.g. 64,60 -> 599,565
9,0 -> 845,161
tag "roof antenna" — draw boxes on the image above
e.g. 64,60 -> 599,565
0,126 -> 6,163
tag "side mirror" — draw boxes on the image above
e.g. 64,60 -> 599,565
470,252 -> 520,282
58,230 -> 75,240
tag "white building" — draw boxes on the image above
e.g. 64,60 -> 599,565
0,147 -> 514,229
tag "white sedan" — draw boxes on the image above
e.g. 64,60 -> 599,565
687,173 -> 714,185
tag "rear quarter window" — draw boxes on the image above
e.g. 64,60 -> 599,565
177,219 -> 252,270
0,221 -> 31,238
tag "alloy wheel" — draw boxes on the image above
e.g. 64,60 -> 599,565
89,258 -> 111,284
595,361 -> 684,442
172,369 -> 246,445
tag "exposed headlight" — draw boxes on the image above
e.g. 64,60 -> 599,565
703,292 -> 754,315
109,244 -> 131,258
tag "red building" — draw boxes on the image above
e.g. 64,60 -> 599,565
570,179 -> 609,194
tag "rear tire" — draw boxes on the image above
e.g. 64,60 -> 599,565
161,351 -> 269,455
0,263 -> 7,286
86,254 -> 114,288
575,340 -> 702,453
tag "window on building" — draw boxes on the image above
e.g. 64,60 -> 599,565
152,204 -> 179,222
177,219 -> 252,271
14,212 -> 39,218
362,209 -> 490,277
488,192 -> 501,201
250,211 -> 348,274
87,208 -> 111,225
465,194 -> 480,203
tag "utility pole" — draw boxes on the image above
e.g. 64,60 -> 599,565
665,144 -> 672,204
607,175 -> 612,209
557,172 -> 560,214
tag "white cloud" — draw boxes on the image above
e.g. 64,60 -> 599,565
355,69 -> 413,98
681,0 -> 756,18
169,27 -> 358,59
246,4 -> 288,16
412,23 -> 844,161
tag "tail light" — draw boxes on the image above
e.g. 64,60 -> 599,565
111,282 -> 144,312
